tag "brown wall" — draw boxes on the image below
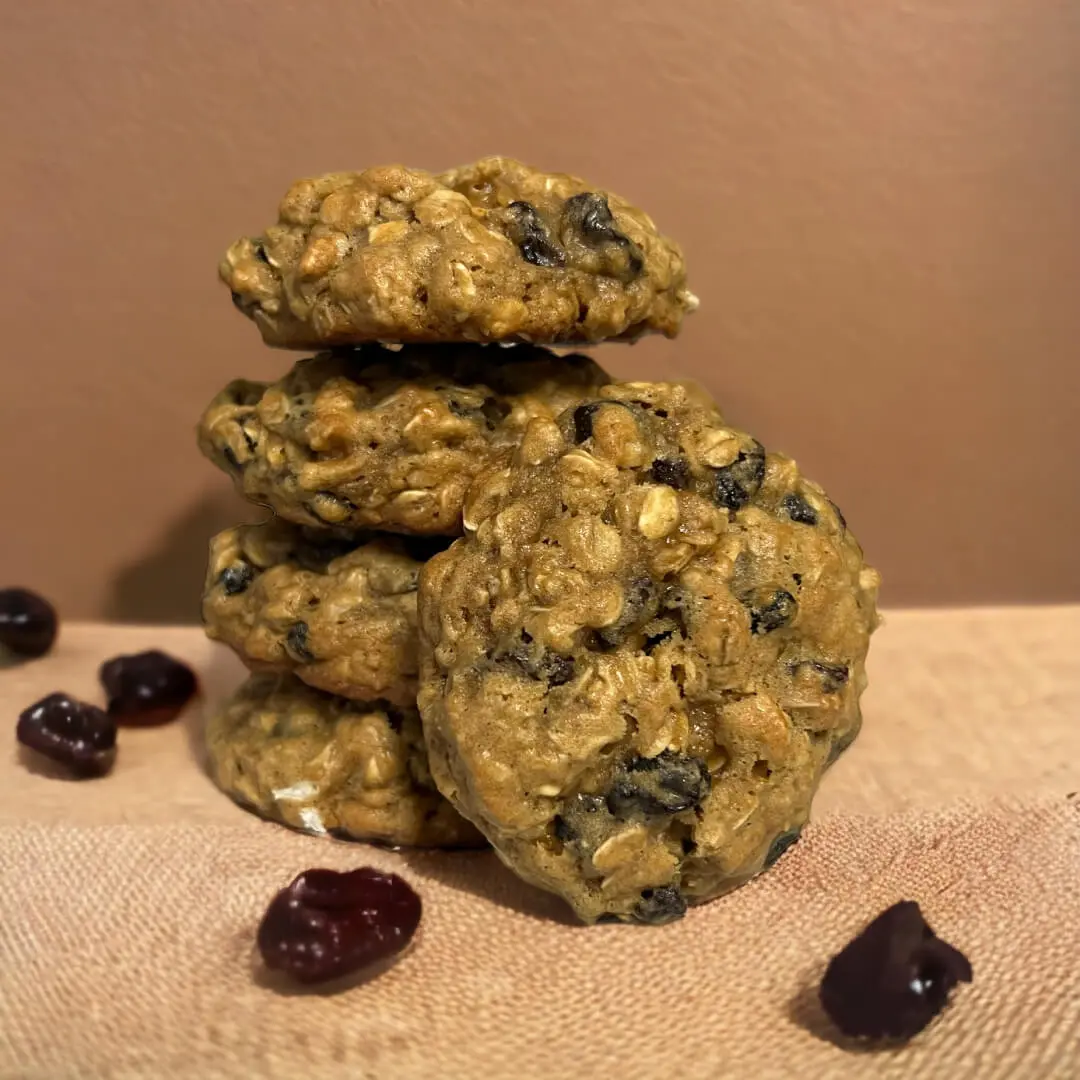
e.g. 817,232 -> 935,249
2,0 -> 1078,621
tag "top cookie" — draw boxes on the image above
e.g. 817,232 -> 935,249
221,156 -> 696,348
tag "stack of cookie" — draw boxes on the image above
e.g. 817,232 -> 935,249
199,157 -> 880,924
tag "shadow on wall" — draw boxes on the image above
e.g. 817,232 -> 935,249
105,491 -> 261,624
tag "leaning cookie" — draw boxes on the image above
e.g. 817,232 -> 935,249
203,520 -> 443,706
206,672 -> 484,848
222,156 -> 696,348
418,381 -> 881,924
197,344 -> 609,535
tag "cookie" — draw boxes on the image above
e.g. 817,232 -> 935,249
206,671 -> 484,848
222,156 -> 696,347
197,344 -> 609,535
417,381 -> 880,923
203,520 -> 443,706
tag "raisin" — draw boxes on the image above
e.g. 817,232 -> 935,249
749,590 -> 797,634
505,201 -> 566,268
16,692 -> 116,777
562,193 -> 644,278
809,660 -> 849,691
819,900 -> 972,1041
607,751 -> 711,819
502,646 -> 575,687
99,650 -> 198,727
219,563 -> 255,596
789,659 -> 849,693
554,793 -> 612,850
256,867 -> 422,986
0,587 -> 58,659
649,458 -> 690,490
572,403 -> 602,443
595,576 -> 658,648
633,886 -> 687,925
712,442 -> 766,511
781,493 -> 818,526
285,622 -> 315,663
570,400 -> 638,443
764,828 -> 802,867
552,815 -> 574,842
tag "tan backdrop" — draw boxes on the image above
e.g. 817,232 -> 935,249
2,0 -> 1078,620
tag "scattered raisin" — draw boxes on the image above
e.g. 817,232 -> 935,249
764,828 -> 802,867
285,622 -> 315,663
99,650 -> 198,726
257,867 -> 422,986
257,868 -> 421,989
16,692 -> 116,777
712,442 -> 766,511
782,493 -> 818,526
633,886 -> 687,925
607,751 -> 711,818
219,563 -> 256,596
819,900 -> 972,1041
649,458 -> 690,489
505,201 -> 566,268
0,587 -> 58,659
749,590 -> 797,634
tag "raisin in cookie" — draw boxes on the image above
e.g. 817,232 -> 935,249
197,344 -> 609,535
418,381 -> 880,924
203,520 -> 444,706
206,672 -> 483,848
222,156 -> 696,347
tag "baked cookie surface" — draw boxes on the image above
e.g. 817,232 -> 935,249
206,671 -> 483,848
197,344 -> 609,535
203,520 -> 443,706
222,156 -> 695,347
417,381 -> 880,923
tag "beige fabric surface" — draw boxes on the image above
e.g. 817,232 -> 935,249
2,610 -> 1078,1079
